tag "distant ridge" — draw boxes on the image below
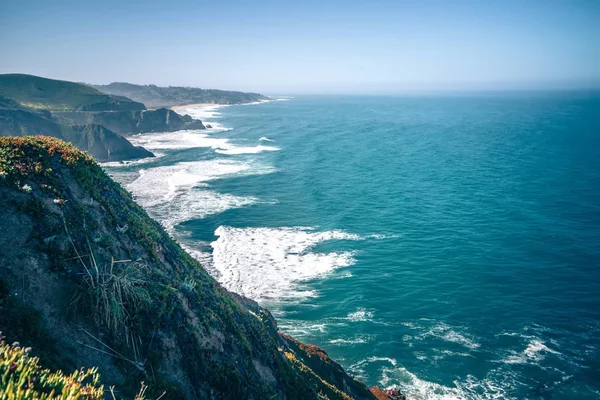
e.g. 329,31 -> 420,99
0,74 -> 146,112
92,81 -> 270,108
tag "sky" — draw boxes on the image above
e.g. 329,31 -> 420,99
1,0 -> 599,94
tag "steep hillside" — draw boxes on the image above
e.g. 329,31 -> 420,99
0,97 -> 152,161
93,82 -> 269,108
0,74 -> 146,112
55,108 -> 206,135
0,137 -> 394,400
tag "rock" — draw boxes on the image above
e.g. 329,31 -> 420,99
55,108 -> 206,135
370,386 -> 406,400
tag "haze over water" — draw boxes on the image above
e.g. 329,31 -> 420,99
105,92 -> 600,399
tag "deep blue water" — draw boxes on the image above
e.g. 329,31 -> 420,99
105,93 -> 600,399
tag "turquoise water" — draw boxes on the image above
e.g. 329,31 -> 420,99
105,93 -> 600,399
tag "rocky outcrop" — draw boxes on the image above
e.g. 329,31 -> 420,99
66,124 -> 154,161
55,108 -> 205,135
370,387 -> 406,400
0,136 -> 384,400
0,96 -> 153,162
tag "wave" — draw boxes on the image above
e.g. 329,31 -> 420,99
128,130 -> 231,151
172,104 -> 230,130
126,160 -> 275,231
215,145 -> 280,155
502,339 -> 561,365
347,308 -> 375,322
328,336 -> 371,345
349,357 -> 512,400
403,320 -> 481,351
100,152 -> 165,167
128,130 -> 280,156
209,226 -> 361,301
277,320 -> 330,336
241,99 -> 274,106
259,137 -> 275,142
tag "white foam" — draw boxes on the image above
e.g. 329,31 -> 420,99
328,336 -> 371,345
127,130 -> 231,151
502,339 -> 561,365
126,160 -> 275,231
173,104 -> 230,130
347,308 -> 375,322
209,226 -> 361,301
350,357 -> 510,400
259,137 -> 275,142
277,320 -> 330,336
240,99 -> 275,106
404,321 -> 481,350
100,152 -> 165,168
215,145 -> 280,155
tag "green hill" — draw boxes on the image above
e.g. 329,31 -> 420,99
0,74 -> 146,112
92,82 -> 270,108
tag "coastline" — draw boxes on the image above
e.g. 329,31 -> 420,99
171,102 -> 226,111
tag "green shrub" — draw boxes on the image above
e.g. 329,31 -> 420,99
0,337 -> 161,399
0,337 -> 104,399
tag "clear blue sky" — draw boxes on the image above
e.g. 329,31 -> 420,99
1,0 -> 599,94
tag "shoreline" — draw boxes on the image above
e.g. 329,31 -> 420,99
171,98 -> 277,112
171,103 -> 228,111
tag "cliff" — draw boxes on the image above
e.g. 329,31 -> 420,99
92,82 -> 269,108
0,97 -> 153,162
0,74 -> 146,112
0,136 -> 383,400
55,108 -> 205,135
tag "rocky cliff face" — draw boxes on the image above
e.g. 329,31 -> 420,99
0,98 -> 153,162
55,108 -> 205,135
0,136 -> 383,400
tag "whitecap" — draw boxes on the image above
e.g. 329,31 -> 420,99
172,104 -> 230,130
127,130 -> 231,151
126,159 -> 275,231
347,308 -> 375,322
100,152 -> 165,168
259,137 -> 275,142
349,357 -> 510,400
209,226 -> 361,301
215,145 -> 280,155
502,339 -> 561,365
328,336 -> 371,345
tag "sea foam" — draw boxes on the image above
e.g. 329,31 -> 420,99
126,160 -> 275,231
502,339 -> 561,365
210,226 -> 361,301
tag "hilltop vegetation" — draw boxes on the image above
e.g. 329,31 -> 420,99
92,82 -> 269,108
0,74 -> 146,112
0,136 -> 384,400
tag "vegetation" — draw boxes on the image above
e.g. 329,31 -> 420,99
70,255 -> 151,334
0,337 -> 104,400
0,337 -> 159,400
0,136 -> 383,399
0,74 -> 145,112
92,82 -> 269,108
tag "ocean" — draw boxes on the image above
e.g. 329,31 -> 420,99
104,93 -> 600,399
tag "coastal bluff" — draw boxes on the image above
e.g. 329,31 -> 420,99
0,136 -> 404,399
